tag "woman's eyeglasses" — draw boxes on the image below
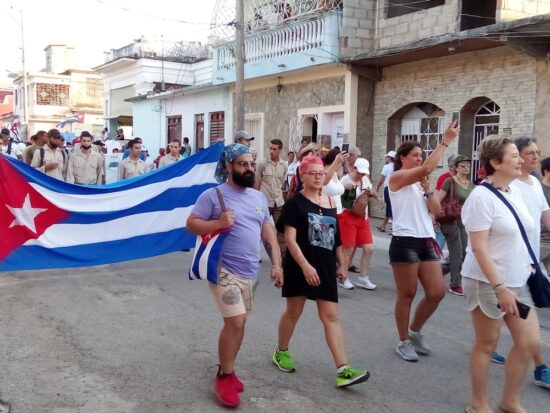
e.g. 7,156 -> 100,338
302,171 -> 327,177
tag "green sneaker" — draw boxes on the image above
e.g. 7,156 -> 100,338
272,349 -> 296,372
336,365 -> 370,388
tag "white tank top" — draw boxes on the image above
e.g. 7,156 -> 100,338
323,175 -> 344,214
389,183 -> 435,238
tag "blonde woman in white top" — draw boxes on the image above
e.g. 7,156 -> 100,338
388,122 -> 459,362
462,135 -> 541,413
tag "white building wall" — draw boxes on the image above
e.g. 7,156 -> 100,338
132,86 -> 230,158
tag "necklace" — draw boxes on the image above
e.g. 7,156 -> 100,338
302,191 -> 323,215
456,176 -> 468,184
485,179 -> 511,193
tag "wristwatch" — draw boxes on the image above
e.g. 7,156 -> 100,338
424,191 -> 434,198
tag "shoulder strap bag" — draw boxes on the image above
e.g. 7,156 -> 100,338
481,182 -> 550,308
436,178 -> 461,224
188,188 -> 231,284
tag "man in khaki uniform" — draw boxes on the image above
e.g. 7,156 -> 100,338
119,139 -> 147,180
159,139 -> 184,168
255,138 -> 288,254
66,133 -> 103,185
30,129 -> 66,181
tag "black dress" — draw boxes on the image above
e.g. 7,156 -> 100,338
276,193 -> 341,303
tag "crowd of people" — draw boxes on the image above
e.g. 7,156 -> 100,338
3,123 -> 550,411
0,127 -> 193,184
186,127 -> 550,412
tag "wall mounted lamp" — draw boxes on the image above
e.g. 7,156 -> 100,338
276,77 -> 283,94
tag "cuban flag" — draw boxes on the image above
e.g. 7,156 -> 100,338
189,228 -> 229,284
0,143 -> 223,271
56,111 -> 85,128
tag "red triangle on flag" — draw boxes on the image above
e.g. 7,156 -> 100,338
0,156 -> 69,260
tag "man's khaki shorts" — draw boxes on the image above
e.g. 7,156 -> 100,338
209,267 -> 257,318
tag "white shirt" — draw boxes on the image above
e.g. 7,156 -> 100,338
461,185 -> 535,287
380,163 -> 394,188
340,174 -> 373,217
510,177 -> 549,261
1,143 -> 22,159
286,161 -> 298,187
389,183 -> 435,238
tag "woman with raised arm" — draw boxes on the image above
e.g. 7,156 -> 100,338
388,122 -> 459,362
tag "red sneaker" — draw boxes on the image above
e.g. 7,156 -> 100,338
230,371 -> 244,393
449,286 -> 464,296
215,373 -> 240,407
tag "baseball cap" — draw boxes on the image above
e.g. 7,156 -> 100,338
453,155 -> 471,165
385,150 -> 396,158
93,140 -> 105,146
354,158 -> 370,174
234,130 -> 254,141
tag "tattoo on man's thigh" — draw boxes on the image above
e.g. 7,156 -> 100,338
222,286 -> 241,305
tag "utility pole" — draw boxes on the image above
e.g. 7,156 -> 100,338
235,0 -> 245,132
20,9 -> 29,134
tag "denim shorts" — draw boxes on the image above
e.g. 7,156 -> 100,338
389,236 -> 440,264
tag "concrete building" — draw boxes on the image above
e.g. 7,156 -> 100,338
94,36 -> 212,140
11,45 -> 103,139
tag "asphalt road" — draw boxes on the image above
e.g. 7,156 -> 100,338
0,228 -> 549,413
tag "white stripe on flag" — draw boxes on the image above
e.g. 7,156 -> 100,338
24,207 -> 194,248
30,162 -> 218,213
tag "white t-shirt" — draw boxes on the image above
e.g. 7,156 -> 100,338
286,161 -> 298,187
380,163 -> 394,188
510,177 -> 549,261
340,174 -> 373,217
1,143 -> 22,159
461,185 -> 535,287
389,183 -> 435,238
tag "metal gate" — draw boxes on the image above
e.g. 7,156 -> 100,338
472,101 -> 500,181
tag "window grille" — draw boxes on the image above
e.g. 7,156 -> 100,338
36,83 -> 69,106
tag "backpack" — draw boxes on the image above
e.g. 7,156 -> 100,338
39,147 -> 66,167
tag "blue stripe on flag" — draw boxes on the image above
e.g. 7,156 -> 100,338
4,143 -> 223,195
0,228 -> 196,271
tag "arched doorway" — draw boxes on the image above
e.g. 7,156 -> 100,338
473,101 -> 500,180
302,115 -> 318,143
387,102 -> 446,161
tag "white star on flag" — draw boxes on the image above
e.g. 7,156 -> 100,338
6,194 -> 47,233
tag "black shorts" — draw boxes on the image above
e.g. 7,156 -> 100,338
389,236 -> 440,264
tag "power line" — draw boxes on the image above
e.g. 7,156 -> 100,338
94,0 -> 213,26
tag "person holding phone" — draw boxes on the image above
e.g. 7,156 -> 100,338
461,134 -> 542,413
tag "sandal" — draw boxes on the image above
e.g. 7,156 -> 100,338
348,265 -> 360,273
376,225 -> 385,232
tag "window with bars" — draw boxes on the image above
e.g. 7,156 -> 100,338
86,78 -> 101,99
36,83 -> 70,106
209,112 -> 225,145
401,116 -> 444,160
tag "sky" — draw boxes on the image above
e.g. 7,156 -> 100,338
0,0 -> 219,82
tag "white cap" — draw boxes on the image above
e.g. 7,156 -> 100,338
354,158 -> 370,174
385,150 -> 396,158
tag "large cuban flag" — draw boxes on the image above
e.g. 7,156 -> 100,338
0,143 -> 223,271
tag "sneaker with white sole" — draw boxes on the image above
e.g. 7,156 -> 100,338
408,330 -> 432,356
338,278 -> 354,290
534,364 -> 550,389
356,276 -> 376,290
395,340 -> 418,362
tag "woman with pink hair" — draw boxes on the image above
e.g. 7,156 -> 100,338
271,155 -> 370,388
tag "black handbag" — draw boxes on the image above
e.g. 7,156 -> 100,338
481,182 -> 550,308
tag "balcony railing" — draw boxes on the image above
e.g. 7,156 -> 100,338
213,11 -> 342,84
